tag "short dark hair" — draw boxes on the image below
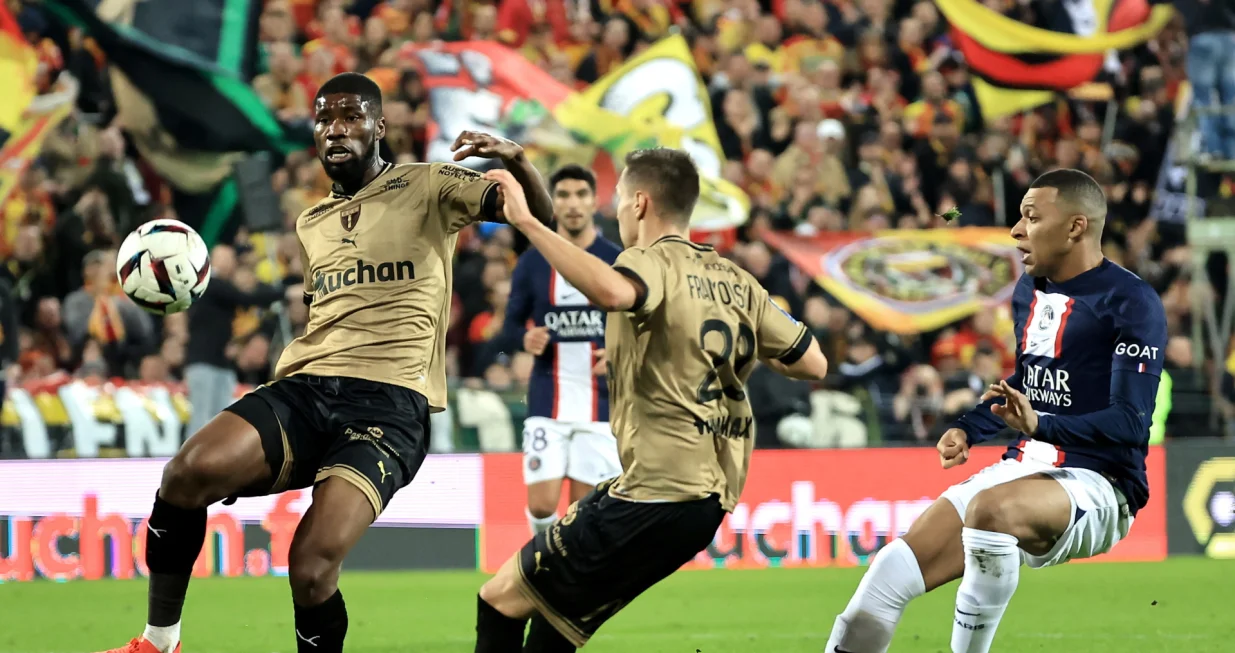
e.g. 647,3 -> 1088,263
315,72 -> 383,113
548,164 -> 596,194
622,148 -> 700,224
1029,168 -> 1108,227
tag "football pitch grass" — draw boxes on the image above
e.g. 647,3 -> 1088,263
4,557 -> 1233,652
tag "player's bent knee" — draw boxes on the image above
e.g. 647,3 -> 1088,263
480,558 -> 537,619
527,500 -> 557,520
160,447 -> 241,507
478,576 -> 511,607
526,481 -> 563,519
479,576 -> 520,617
964,487 -> 1025,537
288,543 -> 346,605
160,412 -> 269,507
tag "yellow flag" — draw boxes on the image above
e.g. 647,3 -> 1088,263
551,36 -> 749,230
0,4 -> 37,144
935,0 -> 1173,55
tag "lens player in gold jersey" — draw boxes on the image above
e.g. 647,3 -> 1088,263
93,72 -> 555,653
472,148 -> 831,652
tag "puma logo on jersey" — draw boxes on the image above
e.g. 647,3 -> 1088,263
378,460 -> 392,483
341,237 -> 357,247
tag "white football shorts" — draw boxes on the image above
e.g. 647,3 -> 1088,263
940,440 -> 1134,568
522,416 -> 622,486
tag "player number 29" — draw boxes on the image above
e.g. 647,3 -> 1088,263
696,319 -> 755,404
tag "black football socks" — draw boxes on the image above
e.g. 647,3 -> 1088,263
476,594 -> 528,652
294,589 -> 348,652
145,493 -> 208,627
523,614 -> 576,653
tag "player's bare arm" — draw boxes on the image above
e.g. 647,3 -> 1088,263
484,169 -> 641,312
451,131 -> 555,226
760,341 -> 828,381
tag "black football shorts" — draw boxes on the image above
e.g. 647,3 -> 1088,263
514,479 -> 726,647
224,374 -> 430,518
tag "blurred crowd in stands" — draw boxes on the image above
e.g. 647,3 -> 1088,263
1,0 -> 1232,449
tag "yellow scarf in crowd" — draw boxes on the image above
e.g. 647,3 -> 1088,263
87,294 -> 126,345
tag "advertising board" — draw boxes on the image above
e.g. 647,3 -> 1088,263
0,456 -> 483,581
481,446 -> 1168,572
1,446 -> 1169,581
1165,439 -> 1235,558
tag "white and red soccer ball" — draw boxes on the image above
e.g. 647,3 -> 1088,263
116,219 -> 211,316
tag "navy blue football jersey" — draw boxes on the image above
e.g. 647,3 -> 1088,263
502,236 -> 622,422
954,260 -> 1167,515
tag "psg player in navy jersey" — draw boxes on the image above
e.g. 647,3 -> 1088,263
826,169 -> 1167,653
502,165 -> 623,536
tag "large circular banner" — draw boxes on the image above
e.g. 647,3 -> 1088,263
763,228 -> 1023,334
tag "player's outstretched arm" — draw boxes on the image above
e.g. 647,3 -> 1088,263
756,296 -> 827,381
762,337 -> 828,381
451,131 -> 554,226
484,169 -> 642,312
498,254 -> 536,351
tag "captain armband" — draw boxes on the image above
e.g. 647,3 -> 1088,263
480,183 -> 502,223
777,328 -> 814,365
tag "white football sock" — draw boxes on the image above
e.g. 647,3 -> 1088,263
951,528 -> 1020,653
526,508 -> 558,535
142,623 -> 181,652
825,538 -> 926,653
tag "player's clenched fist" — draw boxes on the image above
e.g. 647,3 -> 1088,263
524,325 -> 551,355
937,427 -> 970,469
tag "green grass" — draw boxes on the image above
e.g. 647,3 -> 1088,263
3,557 -> 1233,652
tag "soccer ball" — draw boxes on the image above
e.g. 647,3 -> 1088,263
116,219 -> 211,316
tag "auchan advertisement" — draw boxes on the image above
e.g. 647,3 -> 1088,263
0,447 -> 1166,581
0,456 -> 483,582
481,446 -> 1168,572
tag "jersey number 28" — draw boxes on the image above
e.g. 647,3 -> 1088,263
696,319 -> 755,404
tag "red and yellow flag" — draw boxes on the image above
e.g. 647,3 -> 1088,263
937,0 -> 1173,121
0,3 -> 37,147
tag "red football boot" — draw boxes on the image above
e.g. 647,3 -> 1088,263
94,638 -> 181,653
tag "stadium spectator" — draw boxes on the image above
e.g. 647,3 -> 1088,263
0,274 -> 18,398
1177,0 -> 1235,160
61,248 -> 155,378
183,245 -> 285,436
